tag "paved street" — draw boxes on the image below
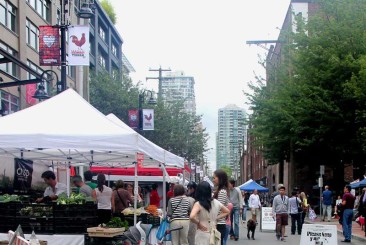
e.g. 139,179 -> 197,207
226,222 -> 365,244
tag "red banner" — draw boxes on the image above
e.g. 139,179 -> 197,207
128,109 -> 139,129
26,83 -> 37,105
39,26 -> 60,66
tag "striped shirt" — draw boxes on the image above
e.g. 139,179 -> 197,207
168,196 -> 191,220
216,189 -> 229,224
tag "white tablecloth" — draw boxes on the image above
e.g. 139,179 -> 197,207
0,233 -> 84,245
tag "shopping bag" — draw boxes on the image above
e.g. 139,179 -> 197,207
308,207 -> 317,221
209,228 -> 221,245
156,218 -> 170,241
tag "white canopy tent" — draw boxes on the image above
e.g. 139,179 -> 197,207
0,89 -> 185,223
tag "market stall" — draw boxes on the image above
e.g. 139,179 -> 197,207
0,89 -> 185,243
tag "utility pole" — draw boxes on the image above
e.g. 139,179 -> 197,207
146,67 -> 171,101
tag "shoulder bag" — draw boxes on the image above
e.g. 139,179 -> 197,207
207,200 -> 221,245
156,197 -> 183,241
296,197 -> 303,213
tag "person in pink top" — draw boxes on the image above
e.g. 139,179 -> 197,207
223,203 -> 233,245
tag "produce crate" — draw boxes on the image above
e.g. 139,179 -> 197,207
87,227 -> 125,237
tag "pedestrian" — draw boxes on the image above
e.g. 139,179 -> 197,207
212,169 -> 229,244
224,203 -> 233,245
186,181 -> 197,245
150,183 -> 161,207
289,191 -> 302,235
92,173 -> 113,225
228,178 -> 243,241
299,192 -> 309,224
190,181 -> 230,245
341,185 -> 355,243
321,185 -> 333,222
333,195 -> 342,218
112,180 -> 133,216
168,184 -> 191,245
249,189 -> 261,223
272,186 -> 289,241
242,192 -> 249,223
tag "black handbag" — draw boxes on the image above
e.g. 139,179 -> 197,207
296,198 -> 303,213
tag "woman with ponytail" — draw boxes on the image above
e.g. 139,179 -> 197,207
92,173 -> 113,225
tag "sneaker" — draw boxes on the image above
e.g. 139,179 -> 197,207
281,237 -> 286,242
276,234 -> 280,240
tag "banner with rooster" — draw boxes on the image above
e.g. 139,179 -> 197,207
68,26 -> 89,66
142,109 -> 154,130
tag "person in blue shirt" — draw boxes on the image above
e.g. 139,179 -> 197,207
322,185 -> 333,222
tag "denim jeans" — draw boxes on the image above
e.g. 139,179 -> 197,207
229,207 -> 240,238
223,225 -> 231,245
242,206 -> 247,221
342,209 -> 353,241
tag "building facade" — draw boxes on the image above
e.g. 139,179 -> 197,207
216,104 -> 246,179
160,71 -> 196,114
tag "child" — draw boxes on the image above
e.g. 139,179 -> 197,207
223,203 -> 233,245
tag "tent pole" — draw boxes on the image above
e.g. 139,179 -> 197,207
66,162 -> 70,197
134,161 -> 138,226
162,164 -> 166,218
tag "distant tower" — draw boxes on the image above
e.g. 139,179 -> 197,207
161,71 -> 196,114
216,104 -> 246,176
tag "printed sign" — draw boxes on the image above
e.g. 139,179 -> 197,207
142,109 -> 154,130
137,153 -> 144,167
300,224 -> 337,245
13,158 -> 33,192
261,207 -> 276,231
68,25 -> 89,65
128,109 -> 139,129
39,26 -> 60,65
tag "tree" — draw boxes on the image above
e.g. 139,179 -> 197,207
219,165 -> 233,179
247,0 -> 366,169
100,0 -> 117,24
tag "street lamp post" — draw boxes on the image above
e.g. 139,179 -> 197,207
138,90 -> 156,131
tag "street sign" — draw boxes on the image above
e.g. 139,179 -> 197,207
300,224 -> 337,245
318,177 -> 323,188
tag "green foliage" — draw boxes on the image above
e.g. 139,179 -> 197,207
219,165 -> 232,178
247,0 -> 366,166
100,0 -> 117,24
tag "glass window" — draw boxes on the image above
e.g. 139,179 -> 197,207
0,90 -> 19,116
26,19 -> 39,51
27,0 -> 50,22
0,0 -> 17,32
99,26 -> 106,41
0,41 -> 17,77
111,43 -> 117,57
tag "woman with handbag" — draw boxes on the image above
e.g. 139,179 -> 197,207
190,181 -> 230,245
167,184 -> 192,245
300,192 -> 309,224
112,180 -> 133,216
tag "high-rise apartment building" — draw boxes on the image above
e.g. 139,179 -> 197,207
161,71 -> 196,114
216,104 -> 246,177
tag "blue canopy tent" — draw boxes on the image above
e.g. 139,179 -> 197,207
239,179 -> 269,192
350,178 -> 366,188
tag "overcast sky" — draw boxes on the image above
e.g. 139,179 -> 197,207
111,0 -> 291,169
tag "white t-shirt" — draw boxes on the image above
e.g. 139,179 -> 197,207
43,182 -> 67,197
95,185 -> 113,210
249,193 -> 261,208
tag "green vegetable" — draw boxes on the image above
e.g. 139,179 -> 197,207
105,217 -> 129,230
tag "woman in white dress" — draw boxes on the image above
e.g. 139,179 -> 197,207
190,181 -> 230,245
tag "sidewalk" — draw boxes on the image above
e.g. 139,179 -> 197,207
305,216 -> 366,242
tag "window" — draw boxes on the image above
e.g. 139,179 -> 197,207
111,43 -> 117,57
27,0 -> 50,22
98,53 -> 106,68
0,0 -> 17,32
26,19 -> 39,51
99,26 -> 106,41
0,42 -> 17,77
0,90 -> 19,116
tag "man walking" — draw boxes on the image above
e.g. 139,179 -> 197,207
228,179 -> 243,241
249,189 -> 261,223
322,185 -> 333,222
288,191 -> 302,235
272,186 -> 289,241
341,185 -> 355,243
